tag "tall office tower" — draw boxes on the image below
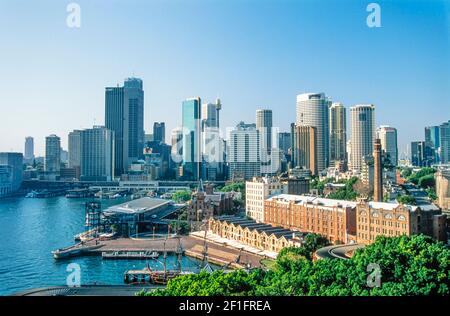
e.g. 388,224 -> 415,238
411,141 -> 427,167
256,109 -> 273,152
278,132 -> 291,155
182,97 -> 202,180
228,122 -> 260,180
45,134 -> 61,173
439,120 -> 450,164
171,127 -> 183,161
202,98 -> 221,129
68,130 -> 82,179
153,122 -> 166,143
256,109 -> 279,176
373,139 -> 383,202
377,125 -> 398,166
425,126 -> 440,163
350,104 -> 375,173
0,152 -> 23,191
202,100 -> 224,181
329,102 -> 347,165
296,93 -> 330,173
79,126 -> 115,181
105,77 -> 144,176
292,125 -> 318,176
24,137 -> 34,161
346,140 -> 352,169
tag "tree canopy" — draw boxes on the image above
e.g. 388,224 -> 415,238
139,235 -> 449,296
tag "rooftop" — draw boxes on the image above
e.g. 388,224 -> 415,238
103,197 -> 171,215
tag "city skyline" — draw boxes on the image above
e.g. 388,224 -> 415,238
0,0 -> 449,156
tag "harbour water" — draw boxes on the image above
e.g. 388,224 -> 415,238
0,196 -> 205,295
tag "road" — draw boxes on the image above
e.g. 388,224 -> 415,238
315,244 -> 364,260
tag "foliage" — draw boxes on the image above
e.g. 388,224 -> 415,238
400,167 -> 412,179
426,188 -> 437,201
220,182 -> 245,194
327,177 -> 359,201
170,220 -> 190,235
141,235 -> 449,296
407,167 -> 436,188
396,194 -> 416,205
418,174 -> 435,189
172,190 -> 192,203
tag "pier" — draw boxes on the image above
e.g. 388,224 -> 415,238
52,236 -> 264,268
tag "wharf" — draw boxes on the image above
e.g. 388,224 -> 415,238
52,236 -> 264,268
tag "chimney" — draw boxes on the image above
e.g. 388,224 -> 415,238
373,138 -> 383,202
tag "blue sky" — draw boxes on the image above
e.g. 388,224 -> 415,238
0,0 -> 449,156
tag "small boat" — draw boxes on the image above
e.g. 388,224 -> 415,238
102,250 -> 159,260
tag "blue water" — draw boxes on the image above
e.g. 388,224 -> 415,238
0,197 -> 204,295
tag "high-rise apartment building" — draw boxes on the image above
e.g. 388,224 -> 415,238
45,135 -> 61,173
377,125 -> 398,166
80,126 -> 115,181
182,97 -> 201,180
24,137 -> 34,161
329,102 -> 347,165
350,104 -> 375,173
153,122 -> 165,143
228,122 -> 260,180
291,125 -> 318,176
105,77 -> 144,175
296,93 -> 330,172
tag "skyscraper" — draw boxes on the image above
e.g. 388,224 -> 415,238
256,109 -> 278,175
439,120 -> 450,164
228,122 -> 260,180
182,97 -> 201,180
329,102 -> 347,165
377,125 -> 398,166
278,132 -> 291,155
24,137 -> 34,161
171,127 -> 183,162
153,122 -> 166,143
350,104 -> 375,173
80,126 -> 115,181
202,99 -> 221,129
425,126 -> 440,163
202,99 -> 224,181
68,130 -> 82,179
292,125 -> 318,176
296,93 -> 330,172
105,77 -> 144,175
45,135 -> 61,173
411,141 -> 427,167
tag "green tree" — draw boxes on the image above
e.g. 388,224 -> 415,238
172,190 -> 192,203
396,194 -> 416,205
